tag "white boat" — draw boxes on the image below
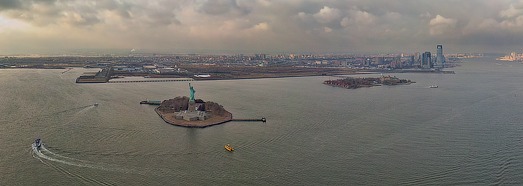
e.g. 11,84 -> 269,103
194,74 -> 211,78
429,85 -> 438,88
34,138 -> 42,150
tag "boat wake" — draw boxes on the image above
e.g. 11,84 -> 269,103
1,105 -> 94,128
32,143 -> 144,175
61,105 -> 94,126
31,143 -> 178,177
31,143 -> 118,185
33,144 -> 114,171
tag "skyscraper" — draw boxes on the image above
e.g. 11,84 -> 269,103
436,45 -> 445,68
422,52 -> 431,69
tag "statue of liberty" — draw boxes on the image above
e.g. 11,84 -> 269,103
189,83 -> 195,101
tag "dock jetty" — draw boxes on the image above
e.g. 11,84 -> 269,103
140,100 -> 162,105
231,118 -> 267,123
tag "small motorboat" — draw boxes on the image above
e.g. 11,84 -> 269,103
34,138 -> 42,150
224,144 -> 234,152
429,85 -> 438,88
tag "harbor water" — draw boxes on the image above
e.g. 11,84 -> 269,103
2,57 -> 523,185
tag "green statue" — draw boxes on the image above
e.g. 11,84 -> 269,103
189,83 -> 195,101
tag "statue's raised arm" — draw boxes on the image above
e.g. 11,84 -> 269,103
189,83 -> 196,101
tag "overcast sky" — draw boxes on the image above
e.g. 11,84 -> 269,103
1,0 -> 523,55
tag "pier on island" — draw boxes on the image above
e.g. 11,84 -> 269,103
231,118 -> 267,123
140,100 -> 162,105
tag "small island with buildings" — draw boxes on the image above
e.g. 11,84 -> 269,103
497,51 -> 523,62
324,75 -> 414,89
154,83 -> 233,128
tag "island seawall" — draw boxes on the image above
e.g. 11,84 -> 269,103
151,83 -> 264,128
154,96 -> 233,128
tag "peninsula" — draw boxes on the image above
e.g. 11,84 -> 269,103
324,75 -> 414,89
154,84 -> 233,128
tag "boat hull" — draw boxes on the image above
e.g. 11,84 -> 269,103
224,145 -> 234,152
34,138 -> 42,150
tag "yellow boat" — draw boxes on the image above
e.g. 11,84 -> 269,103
224,144 -> 234,152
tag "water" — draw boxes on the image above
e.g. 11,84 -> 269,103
2,58 -> 523,185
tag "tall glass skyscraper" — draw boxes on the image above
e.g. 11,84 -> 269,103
436,45 -> 445,68
422,52 -> 432,69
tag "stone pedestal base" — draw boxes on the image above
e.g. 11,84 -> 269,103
176,110 -> 209,121
188,100 -> 196,112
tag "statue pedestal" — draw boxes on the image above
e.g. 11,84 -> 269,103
176,99 -> 209,121
188,100 -> 196,112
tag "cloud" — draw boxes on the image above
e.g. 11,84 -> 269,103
313,6 -> 341,24
198,0 -> 250,15
323,27 -> 332,33
341,9 -> 376,28
2,0 -> 523,54
252,22 -> 269,31
499,2 -> 523,18
429,15 -> 457,35
62,11 -> 100,26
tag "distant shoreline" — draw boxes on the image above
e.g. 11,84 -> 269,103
76,69 -> 454,83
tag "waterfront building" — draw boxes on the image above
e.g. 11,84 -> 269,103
436,45 -> 446,68
422,52 -> 432,69
376,57 -> 385,65
497,51 -> 523,62
414,52 -> 421,67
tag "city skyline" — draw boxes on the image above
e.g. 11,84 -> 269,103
1,0 -> 523,55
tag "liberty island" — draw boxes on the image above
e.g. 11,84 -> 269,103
154,83 -> 233,128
